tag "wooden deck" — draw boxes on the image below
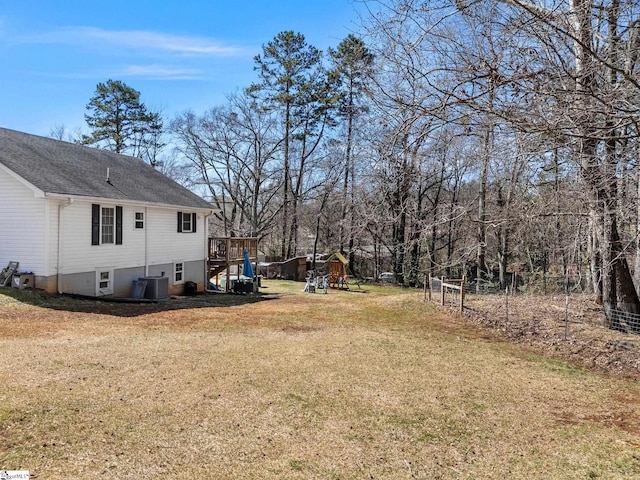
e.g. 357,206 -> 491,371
208,237 -> 258,291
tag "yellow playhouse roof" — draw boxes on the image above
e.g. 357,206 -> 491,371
327,252 -> 349,264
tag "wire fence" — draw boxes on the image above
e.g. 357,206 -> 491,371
461,273 -> 590,296
423,274 -> 639,376
425,276 -> 465,313
425,275 -> 640,338
607,308 -> 640,334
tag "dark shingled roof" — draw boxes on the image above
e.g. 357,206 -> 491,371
0,127 -> 212,210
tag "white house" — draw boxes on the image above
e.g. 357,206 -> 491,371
0,127 -> 215,297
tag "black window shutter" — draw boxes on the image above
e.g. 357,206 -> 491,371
192,213 -> 197,233
91,204 -> 100,245
116,206 -> 123,245
177,212 -> 183,232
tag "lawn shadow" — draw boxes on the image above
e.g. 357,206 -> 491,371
0,286 -> 279,318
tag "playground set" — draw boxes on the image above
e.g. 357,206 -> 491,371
304,252 -> 360,293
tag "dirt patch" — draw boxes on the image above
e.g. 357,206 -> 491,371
281,324 -> 324,334
555,410 -> 640,436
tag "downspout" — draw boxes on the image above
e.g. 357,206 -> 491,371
57,198 -> 74,294
204,210 -> 214,292
144,206 -> 149,276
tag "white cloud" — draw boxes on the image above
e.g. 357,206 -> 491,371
41,64 -> 206,81
20,26 -> 249,57
119,64 -> 204,80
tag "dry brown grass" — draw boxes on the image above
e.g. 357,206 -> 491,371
1,281 -> 639,479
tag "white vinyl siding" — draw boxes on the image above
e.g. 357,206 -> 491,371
1,168 -> 208,295
59,202 -> 145,274
0,167 -> 48,275
46,199 -> 59,276
58,203 -> 205,276
147,208 -> 204,265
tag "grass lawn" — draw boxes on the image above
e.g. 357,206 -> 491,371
1,280 -> 639,479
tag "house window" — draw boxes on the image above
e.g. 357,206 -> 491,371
102,207 -> 115,244
174,262 -> 184,284
177,212 -> 197,233
92,204 -> 122,245
96,269 -> 114,296
182,214 -> 192,232
135,212 -> 144,229
99,271 -> 110,289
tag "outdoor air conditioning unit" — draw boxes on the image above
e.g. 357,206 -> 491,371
139,276 -> 169,300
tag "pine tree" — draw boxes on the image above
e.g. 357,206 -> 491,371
83,79 -> 164,165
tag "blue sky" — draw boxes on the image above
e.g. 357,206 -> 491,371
0,1 -> 366,136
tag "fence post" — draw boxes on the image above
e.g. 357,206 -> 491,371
564,294 -> 569,340
423,274 -> 427,303
460,276 -> 466,314
441,277 -> 446,306
505,286 -> 509,331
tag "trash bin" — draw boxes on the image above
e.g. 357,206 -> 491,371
184,281 -> 197,295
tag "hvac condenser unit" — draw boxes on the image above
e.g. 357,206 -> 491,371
139,276 -> 169,300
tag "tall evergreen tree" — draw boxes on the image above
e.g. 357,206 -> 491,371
247,31 -> 324,258
83,79 -> 164,166
329,35 -> 374,272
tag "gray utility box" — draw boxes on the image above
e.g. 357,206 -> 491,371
139,276 -> 169,300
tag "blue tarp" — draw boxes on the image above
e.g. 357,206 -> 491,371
243,249 -> 254,278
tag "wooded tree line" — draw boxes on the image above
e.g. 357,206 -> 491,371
74,0 -> 640,328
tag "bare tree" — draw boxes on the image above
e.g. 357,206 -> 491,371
329,35 -> 375,271
171,93 -> 282,240
362,0 -> 640,328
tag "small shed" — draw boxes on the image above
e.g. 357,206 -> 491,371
326,252 -> 349,289
257,256 -> 307,281
282,256 -> 308,281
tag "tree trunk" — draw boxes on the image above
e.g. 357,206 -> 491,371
571,0 -> 640,326
477,125 -> 490,291
496,185 -> 508,290
281,101 -> 291,260
588,214 -> 602,303
392,174 -> 408,284
340,94 -> 354,256
393,219 -> 406,284
634,166 -> 640,291
613,221 -> 640,331
582,139 -> 638,328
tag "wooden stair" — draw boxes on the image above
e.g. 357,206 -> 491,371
208,263 -> 228,278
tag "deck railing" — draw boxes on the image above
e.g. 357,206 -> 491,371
208,237 -> 258,262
